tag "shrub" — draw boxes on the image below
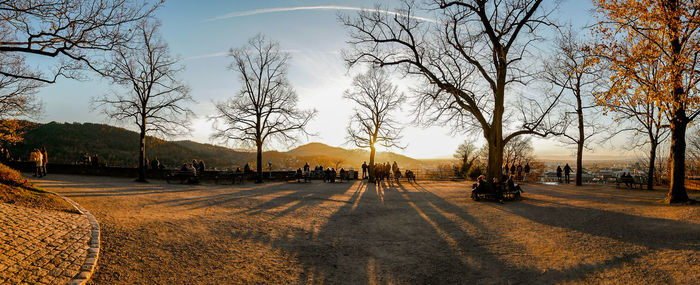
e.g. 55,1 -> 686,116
468,167 -> 483,180
0,162 -> 32,188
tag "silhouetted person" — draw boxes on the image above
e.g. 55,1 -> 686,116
303,162 -> 310,178
510,164 -> 516,176
41,147 -> 48,177
516,164 -> 522,180
507,175 -> 522,193
296,168 -> 303,182
524,163 -> 531,182
339,168 -> 346,181
92,154 -> 100,167
244,163 -> 251,173
151,157 -> 160,170
556,166 -> 563,183
362,161 -> 368,179
235,167 -> 241,173
198,160 -> 205,174
564,163 -> 572,184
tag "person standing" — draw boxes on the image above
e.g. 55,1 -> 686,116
361,161 -> 368,179
516,164 -> 523,181
41,147 -> 48,177
564,163 -> 572,184
556,165 -> 563,183
524,162 -> 531,182
151,157 -> 160,170
30,149 -> 42,177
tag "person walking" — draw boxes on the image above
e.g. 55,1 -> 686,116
564,163 -> 572,184
556,165 -> 563,183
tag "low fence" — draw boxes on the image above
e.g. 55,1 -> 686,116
6,161 -> 296,183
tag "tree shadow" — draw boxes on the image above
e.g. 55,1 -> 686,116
493,196 -> 700,251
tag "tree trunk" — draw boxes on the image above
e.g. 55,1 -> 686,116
667,0 -> 690,203
575,93 -> 584,186
256,142 -> 263,183
136,125 -> 147,182
368,144 -> 376,183
486,132 -> 504,181
575,141 -> 583,186
648,140 -> 656,191
668,115 -> 689,203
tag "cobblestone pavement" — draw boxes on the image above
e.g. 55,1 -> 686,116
0,203 -> 91,284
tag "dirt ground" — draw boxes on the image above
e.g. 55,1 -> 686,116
34,175 -> 699,284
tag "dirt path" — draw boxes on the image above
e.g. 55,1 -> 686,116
35,175 -> 700,284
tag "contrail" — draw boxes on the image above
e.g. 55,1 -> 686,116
204,5 -> 439,23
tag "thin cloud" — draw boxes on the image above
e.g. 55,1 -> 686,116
184,51 -> 228,61
204,5 -> 439,23
185,49 -> 339,61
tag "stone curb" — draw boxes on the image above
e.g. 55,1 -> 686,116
50,192 -> 100,285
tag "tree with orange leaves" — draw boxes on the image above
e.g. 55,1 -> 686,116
591,0 -> 700,203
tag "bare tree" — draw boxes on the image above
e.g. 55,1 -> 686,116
607,96 -> 669,190
341,0 -> 562,180
0,0 -> 158,83
503,135 -> 534,167
345,68 -> 405,183
453,139 -> 478,177
544,28 -> 605,186
95,20 -> 193,182
211,35 -> 316,183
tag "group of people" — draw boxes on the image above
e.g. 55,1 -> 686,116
80,152 -> 101,167
556,163 -> 573,183
29,147 -> 48,178
502,162 -> 531,182
180,159 -> 205,176
360,161 -> 402,182
148,157 -> 165,170
0,148 -> 11,164
471,174 -> 522,203
296,162 -> 347,183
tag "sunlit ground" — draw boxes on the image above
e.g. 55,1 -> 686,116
35,175 -> 700,284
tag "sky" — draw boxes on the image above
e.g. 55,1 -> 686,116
32,0 -> 634,160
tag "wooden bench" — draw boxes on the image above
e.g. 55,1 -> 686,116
215,172 -> 244,184
166,170 -> 198,184
471,183 -> 522,202
615,176 -> 646,189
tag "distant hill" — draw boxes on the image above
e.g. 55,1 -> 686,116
7,122 -> 445,170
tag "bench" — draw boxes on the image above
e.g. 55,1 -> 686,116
471,183 -> 522,202
215,172 -> 244,184
615,176 -> 646,189
166,170 -> 199,184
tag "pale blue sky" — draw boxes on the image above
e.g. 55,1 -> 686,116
34,0 -> 625,159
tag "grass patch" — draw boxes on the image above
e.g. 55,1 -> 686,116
0,163 -> 77,213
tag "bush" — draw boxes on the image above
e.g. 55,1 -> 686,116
468,167 -> 483,180
0,162 -> 32,188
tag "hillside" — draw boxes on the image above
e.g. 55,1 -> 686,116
7,122 -> 442,170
